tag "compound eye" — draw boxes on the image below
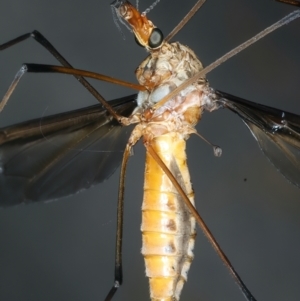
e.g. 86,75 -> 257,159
148,28 -> 164,49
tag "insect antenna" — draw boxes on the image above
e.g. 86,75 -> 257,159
142,0 -> 161,15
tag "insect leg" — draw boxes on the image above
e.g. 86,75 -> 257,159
153,10 -> 300,112
0,62 -> 144,121
0,31 -> 137,123
104,140 -> 136,301
275,0 -> 300,7
165,0 -> 206,42
0,31 -> 107,103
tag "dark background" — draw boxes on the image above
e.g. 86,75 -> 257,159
0,0 -> 300,300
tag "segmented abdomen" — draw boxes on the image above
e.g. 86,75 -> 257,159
141,132 -> 196,301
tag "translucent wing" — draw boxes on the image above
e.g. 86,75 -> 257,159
0,94 -> 137,206
216,90 -> 300,188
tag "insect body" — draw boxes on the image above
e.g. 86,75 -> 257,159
112,2 -> 221,299
135,42 -> 206,301
0,1 -> 300,301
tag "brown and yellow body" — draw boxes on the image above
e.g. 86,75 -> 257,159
114,2 -> 217,300
142,133 -> 196,301
124,39 -> 214,300
123,38 -> 215,301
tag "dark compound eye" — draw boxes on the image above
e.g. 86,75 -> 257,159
148,28 -> 164,48
134,28 -> 164,49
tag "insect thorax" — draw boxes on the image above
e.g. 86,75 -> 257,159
132,42 -> 211,140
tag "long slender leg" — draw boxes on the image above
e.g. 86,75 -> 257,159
165,0 -> 206,42
153,10 -> 300,112
104,143 -> 132,301
275,0 -> 300,7
0,63 -> 144,119
1,31 -> 141,300
22,64 -> 144,91
0,32 -> 107,104
0,31 -> 134,122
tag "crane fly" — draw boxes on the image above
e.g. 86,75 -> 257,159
2,0 -> 298,298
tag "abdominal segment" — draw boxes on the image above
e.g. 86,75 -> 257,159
141,133 -> 196,301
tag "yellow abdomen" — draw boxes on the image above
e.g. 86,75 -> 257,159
141,132 -> 196,301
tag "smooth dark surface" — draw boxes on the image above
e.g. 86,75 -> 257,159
0,1 -> 300,301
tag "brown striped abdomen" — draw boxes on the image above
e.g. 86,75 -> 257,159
141,132 -> 196,301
